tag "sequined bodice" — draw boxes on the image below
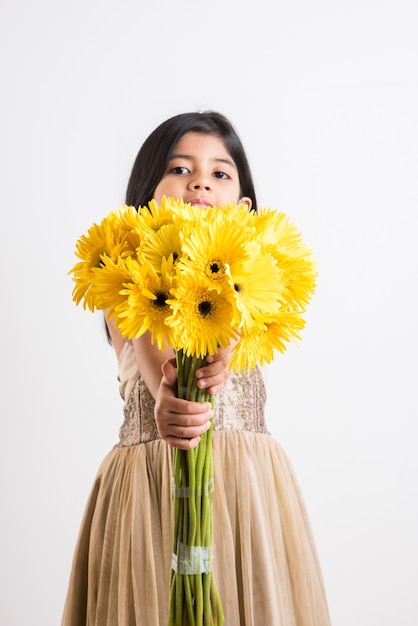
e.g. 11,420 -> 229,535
115,342 -> 268,447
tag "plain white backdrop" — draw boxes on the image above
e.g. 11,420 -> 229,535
1,0 -> 417,624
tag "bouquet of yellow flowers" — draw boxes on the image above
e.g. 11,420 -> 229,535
69,197 -> 317,626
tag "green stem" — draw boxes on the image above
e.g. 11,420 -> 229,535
176,349 -> 186,399
187,447 -> 197,547
175,574 -> 183,625
195,573 -> 203,625
186,356 -> 206,401
201,399 -> 214,546
170,351 -> 223,626
168,572 -> 176,624
203,572 -> 211,626
181,452 -> 189,546
184,575 -> 196,626
196,428 -> 206,546
172,449 -> 181,551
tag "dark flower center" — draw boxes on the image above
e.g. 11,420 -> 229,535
153,291 -> 168,309
234,283 -> 241,292
206,260 -> 225,280
198,300 -> 213,317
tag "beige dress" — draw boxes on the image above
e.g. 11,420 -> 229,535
62,342 -> 330,626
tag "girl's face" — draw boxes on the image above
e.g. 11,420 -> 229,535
153,132 -> 252,210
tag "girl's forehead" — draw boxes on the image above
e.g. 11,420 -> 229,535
170,132 -> 235,167
173,132 -> 228,154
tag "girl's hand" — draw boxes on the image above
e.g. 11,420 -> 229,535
155,358 -> 214,450
195,346 -> 231,395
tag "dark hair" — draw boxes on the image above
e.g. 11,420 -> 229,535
125,110 -> 258,211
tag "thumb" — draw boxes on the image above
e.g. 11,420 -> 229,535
161,357 -> 177,387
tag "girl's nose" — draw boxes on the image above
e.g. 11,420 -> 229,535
188,175 -> 210,191
192,183 -> 210,190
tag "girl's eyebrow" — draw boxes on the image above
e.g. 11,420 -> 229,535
169,153 -> 237,169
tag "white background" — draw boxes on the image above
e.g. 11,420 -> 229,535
1,1 -> 417,624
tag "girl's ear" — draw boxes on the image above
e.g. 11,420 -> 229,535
238,196 -> 252,211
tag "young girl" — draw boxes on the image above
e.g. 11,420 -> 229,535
62,111 -> 331,625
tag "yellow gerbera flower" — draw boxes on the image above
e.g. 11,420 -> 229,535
178,210 -> 250,293
167,197 -> 197,220
88,255 -> 133,316
138,222 -> 184,274
252,207 -> 302,252
166,273 -> 238,357
169,199 -> 211,243
113,204 -> 143,253
135,196 -> 177,239
115,256 -> 176,349
274,251 -> 317,310
229,309 -> 306,372
210,201 -> 255,225
253,208 -> 317,310
232,242 -> 283,329
69,212 -> 131,310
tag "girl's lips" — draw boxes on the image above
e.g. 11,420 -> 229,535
188,198 -> 212,208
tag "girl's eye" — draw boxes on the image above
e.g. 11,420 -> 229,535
170,166 -> 189,175
213,171 -> 229,180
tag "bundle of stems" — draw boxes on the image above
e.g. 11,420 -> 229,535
168,350 -> 224,626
